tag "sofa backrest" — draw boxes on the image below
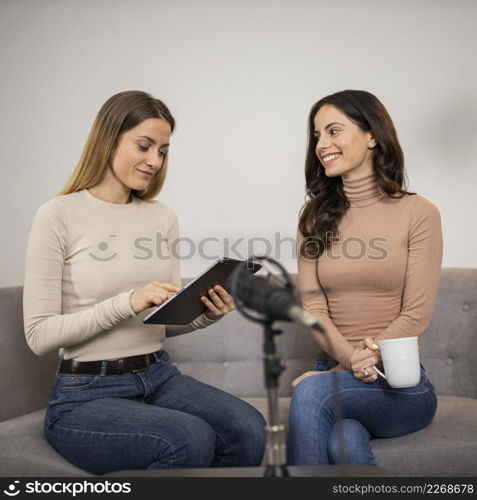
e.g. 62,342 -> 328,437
166,268 -> 477,400
165,309 -> 316,399
1,268 -> 476,422
0,286 -> 59,422
419,268 -> 477,398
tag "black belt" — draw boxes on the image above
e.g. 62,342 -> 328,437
60,350 -> 162,375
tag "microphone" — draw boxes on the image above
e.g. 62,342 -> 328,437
229,269 -> 325,332
228,256 -> 340,476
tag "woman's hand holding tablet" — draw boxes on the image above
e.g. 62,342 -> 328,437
201,285 -> 235,320
143,258 -> 260,325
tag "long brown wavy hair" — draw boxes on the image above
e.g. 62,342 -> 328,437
299,90 -> 414,259
58,90 -> 175,201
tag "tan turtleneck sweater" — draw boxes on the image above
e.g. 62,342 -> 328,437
297,173 -> 443,370
23,189 -> 218,361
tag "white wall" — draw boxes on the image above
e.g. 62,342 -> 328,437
1,0 -> 476,286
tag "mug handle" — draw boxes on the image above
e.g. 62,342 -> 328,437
374,366 -> 386,379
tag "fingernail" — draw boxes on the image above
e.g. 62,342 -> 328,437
372,344 -> 379,349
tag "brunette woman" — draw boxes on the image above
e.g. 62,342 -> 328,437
288,90 -> 442,465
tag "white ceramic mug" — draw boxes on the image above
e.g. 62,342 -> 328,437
374,337 -> 421,388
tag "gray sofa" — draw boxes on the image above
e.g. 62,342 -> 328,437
1,268 -> 476,477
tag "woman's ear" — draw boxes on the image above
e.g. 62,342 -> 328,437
367,133 -> 377,149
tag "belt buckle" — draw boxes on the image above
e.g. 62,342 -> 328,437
131,354 -> 150,373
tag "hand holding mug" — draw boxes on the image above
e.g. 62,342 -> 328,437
374,337 -> 421,388
349,337 -> 380,383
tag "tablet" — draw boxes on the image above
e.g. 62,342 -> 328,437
143,258 -> 261,325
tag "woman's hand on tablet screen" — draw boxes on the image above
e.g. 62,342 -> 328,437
201,285 -> 235,320
130,281 -> 181,314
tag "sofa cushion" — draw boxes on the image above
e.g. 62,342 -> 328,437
0,410 -> 90,477
372,395 -> 477,477
2,395 -> 476,477
244,395 -> 477,477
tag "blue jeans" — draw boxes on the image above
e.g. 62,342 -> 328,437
287,359 -> 437,466
44,351 -> 265,474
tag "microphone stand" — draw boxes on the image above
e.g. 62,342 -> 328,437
263,321 -> 289,477
228,256 -> 305,477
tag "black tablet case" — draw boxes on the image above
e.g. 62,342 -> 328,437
143,258 -> 259,325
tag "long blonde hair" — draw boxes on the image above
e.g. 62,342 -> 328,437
58,90 -> 175,201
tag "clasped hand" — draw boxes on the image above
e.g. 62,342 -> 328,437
291,337 -> 381,387
349,337 -> 381,383
130,281 -> 235,320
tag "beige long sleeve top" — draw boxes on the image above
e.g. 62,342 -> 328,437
23,189 -> 217,361
298,172 -> 443,370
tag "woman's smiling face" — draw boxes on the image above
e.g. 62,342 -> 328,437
313,104 -> 376,180
111,117 -> 172,190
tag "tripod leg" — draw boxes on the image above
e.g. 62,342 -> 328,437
265,464 -> 290,477
262,325 -> 290,477
264,422 -> 287,470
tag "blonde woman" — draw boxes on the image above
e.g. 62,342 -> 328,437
23,90 -> 265,474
